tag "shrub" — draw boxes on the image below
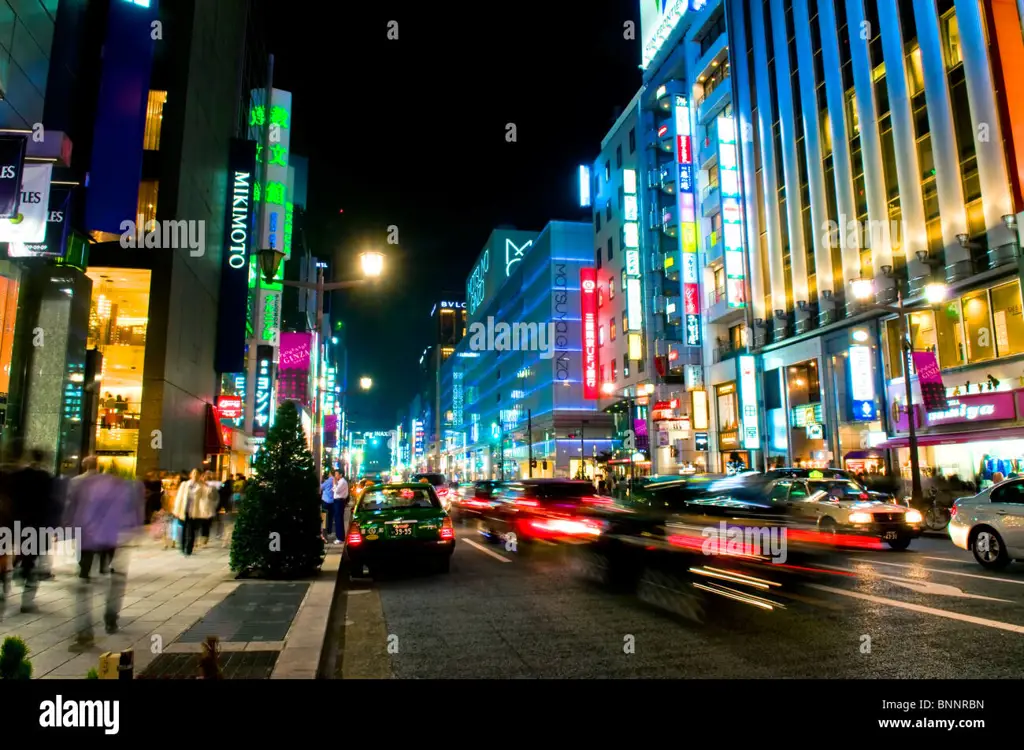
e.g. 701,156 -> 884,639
0,637 -> 32,680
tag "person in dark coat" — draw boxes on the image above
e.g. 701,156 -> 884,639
5,445 -> 54,614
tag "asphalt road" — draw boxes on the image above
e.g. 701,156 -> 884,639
325,523 -> 1024,678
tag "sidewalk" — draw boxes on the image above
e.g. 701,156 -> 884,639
0,530 -> 342,679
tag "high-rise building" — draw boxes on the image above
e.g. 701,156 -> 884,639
425,296 -> 466,471
637,0 -> 1024,487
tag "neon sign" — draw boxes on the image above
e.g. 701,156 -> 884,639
467,249 -> 489,315
739,355 -> 760,449
719,115 -> 746,308
623,169 -> 643,333
849,345 -> 877,421
505,238 -> 532,276
676,97 -> 700,346
253,347 -> 273,437
580,267 -> 598,399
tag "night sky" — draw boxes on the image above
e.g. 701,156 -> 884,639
273,3 -> 641,429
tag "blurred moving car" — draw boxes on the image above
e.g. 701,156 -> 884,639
477,479 -> 608,545
759,468 -> 898,502
948,478 -> 1024,569
450,480 -> 505,522
345,483 -> 455,574
764,477 -> 922,549
412,472 -> 451,510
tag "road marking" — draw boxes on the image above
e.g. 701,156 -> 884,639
809,584 -> 1024,634
841,558 -> 1024,587
880,577 -> 1012,602
920,556 -> 972,564
462,538 -> 513,563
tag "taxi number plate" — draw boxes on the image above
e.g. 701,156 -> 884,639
882,531 -> 898,540
392,525 -> 412,536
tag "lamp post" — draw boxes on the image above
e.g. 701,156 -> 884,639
257,249 -> 384,480
850,274 -> 947,507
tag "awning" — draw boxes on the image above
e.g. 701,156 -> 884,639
204,404 -> 228,455
875,426 -> 1024,450
844,450 -> 883,460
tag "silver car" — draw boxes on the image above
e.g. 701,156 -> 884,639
948,479 -> 1024,569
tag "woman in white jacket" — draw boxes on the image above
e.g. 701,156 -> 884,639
174,469 -> 213,556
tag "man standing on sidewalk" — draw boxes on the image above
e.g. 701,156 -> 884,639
7,445 -> 55,614
332,471 -> 349,545
320,472 -> 335,539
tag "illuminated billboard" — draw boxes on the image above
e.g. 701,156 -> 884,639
718,114 -> 746,309
579,165 -> 591,207
675,97 -> 700,347
739,355 -> 760,450
465,228 -> 539,323
580,267 -> 598,398
640,0 -> 696,70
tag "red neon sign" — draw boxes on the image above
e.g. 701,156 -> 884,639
217,395 -> 243,419
580,267 -> 599,399
677,135 -> 691,165
684,283 -> 700,315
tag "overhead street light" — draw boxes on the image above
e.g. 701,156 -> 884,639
849,272 -> 948,507
359,376 -> 372,390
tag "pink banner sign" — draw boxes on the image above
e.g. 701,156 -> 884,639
911,350 -> 948,412
279,332 -> 311,372
922,390 -> 1016,427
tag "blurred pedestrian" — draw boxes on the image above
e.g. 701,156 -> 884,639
215,472 -> 233,541
64,457 -> 142,649
320,472 -> 335,540
197,470 -> 219,547
143,470 -> 163,523
173,469 -> 208,556
5,445 -> 55,613
332,470 -> 349,544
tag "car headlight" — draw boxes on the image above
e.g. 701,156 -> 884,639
848,512 -> 872,524
904,509 -> 923,524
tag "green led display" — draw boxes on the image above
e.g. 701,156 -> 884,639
283,202 -> 294,254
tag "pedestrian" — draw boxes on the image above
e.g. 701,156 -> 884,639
320,472 -> 335,539
332,470 -> 349,544
215,472 -> 232,538
143,470 -> 163,523
5,444 -> 55,614
173,469 -> 208,556
64,456 -> 142,649
232,473 -> 246,510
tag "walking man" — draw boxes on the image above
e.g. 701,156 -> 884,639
320,472 -> 335,539
332,471 -> 349,545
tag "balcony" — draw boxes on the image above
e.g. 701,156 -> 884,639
697,74 -> 731,124
712,341 -> 741,364
653,79 -> 688,112
706,287 -> 745,325
661,207 -> 679,237
700,183 -> 721,216
658,162 -> 677,194
694,35 -> 729,90
664,295 -> 683,324
697,129 -> 718,169
705,230 -> 723,266
662,250 -> 680,281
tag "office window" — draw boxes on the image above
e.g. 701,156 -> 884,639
992,281 -> 1024,358
623,313 -> 628,331
624,363 -> 630,378
942,11 -> 961,69
598,288 -> 603,307
618,185 -> 624,211
143,91 -> 168,151
596,246 -> 602,270
137,180 -> 159,229
607,236 -> 613,262
621,268 -> 627,296
609,277 -> 615,300
605,160 -> 611,180
612,358 -> 617,382
599,325 -> 605,345
606,200 -> 612,221
616,144 -> 623,169
610,319 -> 617,341
963,290 -> 995,362
628,127 -> 636,154
594,212 -> 601,232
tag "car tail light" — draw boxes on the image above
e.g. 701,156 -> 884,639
347,523 -> 363,546
440,517 -> 455,540
949,505 -> 957,518
516,499 -> 539,507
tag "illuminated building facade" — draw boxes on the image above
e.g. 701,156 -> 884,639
440,223 -> 615,481
426,296 -> 467,471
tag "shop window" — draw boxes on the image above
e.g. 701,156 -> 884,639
962,289 -> 995,363
991,281 -> 1024,358
933,300 -> 966,368
716,384 -> 738,432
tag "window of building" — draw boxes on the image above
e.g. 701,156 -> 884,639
598,287 -> 603,307
616,144 -> 623,169
963,289 -> 995,362
623,312 -> 628,331
628,127 -> 636,154
935,298 -> 966,368
137,180 -> 159,229
621,268 -> 627,297
618,184 -> 624,211
729,323 -> 746,351
942,11 -> 961,69
599,325 -> 604,345
605,160 -> 611,180
992,281 -> 1024,358
143,91 -> 168,151
609,277 -> 615,300
907,46 -> 925,97
594,211 -> 601,232
607,236 -> 613,262
596,246 -> 602,270
624,362 -> 630,378
606,200 -> 612,221
717,383 -> 739,432
612,358 -> 618,382
610,319 -> 617,341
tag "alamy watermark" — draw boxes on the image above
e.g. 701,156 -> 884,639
701,522 -> 787,564
0,523 -> 82,561
119,218 -> 206,256
467,317 -> 557,360
821,214 -> 904,251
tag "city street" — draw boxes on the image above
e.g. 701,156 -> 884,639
329,527 -> 1024,679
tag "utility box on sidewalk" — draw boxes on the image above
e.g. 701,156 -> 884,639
98,649 -> 134,679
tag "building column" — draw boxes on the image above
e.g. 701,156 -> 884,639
954,0 -> 1016,262
912,0 -> 971,278
844,0 -> 895,283
878,0 -> 931,289
750,0 -> 788,332
818,0 -> 863,307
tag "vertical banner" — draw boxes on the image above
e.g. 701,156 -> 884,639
278,331 -> 312,406
253,345 -> 274,438
8,184 -> 71,257
580,267 -> 599,399
215,139 -> 256,373
911,350 -> 949,413
0,164 -> 53,243
849,344 -> 879,420
622,168 -> 643,333
718,114 -> 746,308
676,96 -> 700,346
739,355 -> 760,450
0,135 -> 27,218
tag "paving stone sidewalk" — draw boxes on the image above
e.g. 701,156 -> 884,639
0,530 -> 341,679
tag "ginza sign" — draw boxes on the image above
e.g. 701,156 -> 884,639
228,170 -> 252,268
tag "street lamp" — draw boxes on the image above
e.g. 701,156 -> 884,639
359,376 -> 372,390
850,273 -> 947,507
255,248 -> 386,479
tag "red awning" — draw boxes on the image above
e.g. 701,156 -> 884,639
875,426 -> 1024,449
204,404 -> 227,455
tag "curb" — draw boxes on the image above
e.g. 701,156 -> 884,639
270,553 -> 341,679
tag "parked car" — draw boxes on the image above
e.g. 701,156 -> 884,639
948,478 -> 1024,569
